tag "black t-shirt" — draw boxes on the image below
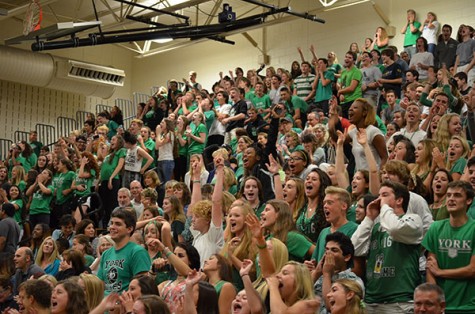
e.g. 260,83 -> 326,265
226,100 -> 248,132
382,62 -> 403,98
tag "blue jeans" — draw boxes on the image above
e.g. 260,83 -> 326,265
157,160 -> 175,183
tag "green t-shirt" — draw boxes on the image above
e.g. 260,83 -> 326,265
315,70 -> 335,102
468,202 -> 475,220
177,134 -> 188,157
245,91 -> 255,101
55,171 -> 76,204
73,169 -> 96,197
17,154 -> 37,173
312,222 -> 358,262
143,138 -> 156,169
347,202 -> 357,223
328,63 -> 342,80
286,231 -> 313,263
30,185 -> 54,215
422,219 -> 475,313
403,22 -> 422,47
450,158 -> 467,175
17,181 -> 26,193
98,242 -> 152,295
107,120 -> 119,139
251,94 -> 271,115
365,221 -> 421,304
204,110 -> 216,132
285,96 -> 308,117
11,199 -> 24,225
340,66 -> 362,103
188,123 -> 207,156
100,148 -> 126,181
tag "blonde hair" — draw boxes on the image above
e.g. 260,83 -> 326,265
411,139 -> 435,178
96,125 -> 109,134
191,200 -> 212,220
325,186 -> 351,209
221,203 -> 257,263
254,238 -> 289,299
446,135 -> 470,170
282,261 -> 315,305
212,148 -> 229,161
79,273 -> 104,310
265,199 -> 294,243
11,165 -> 26,186
223,167 -> 237,190
285,178 -> 306,222
38,274 -> 57,287
334,279 -> 366,314
433,113 -> 461,152
144,169 -> 161,187
35,236 -> 60,266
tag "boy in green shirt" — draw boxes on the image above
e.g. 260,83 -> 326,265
423,181 -> 475,313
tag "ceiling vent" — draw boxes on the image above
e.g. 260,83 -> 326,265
62,60 -> 125,87
0,45 -> 125,98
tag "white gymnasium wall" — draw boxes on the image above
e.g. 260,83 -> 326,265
0,44 -> 134,143
130,0 -> 475,92
0,0 -> 474,143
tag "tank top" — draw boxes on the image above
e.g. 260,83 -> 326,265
124,145 -> 142,172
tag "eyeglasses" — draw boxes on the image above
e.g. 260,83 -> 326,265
289,157 -> 305,162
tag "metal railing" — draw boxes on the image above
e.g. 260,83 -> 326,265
76,111 -> 94,128
0,138 -> 13,161
14,131 -> 29,143
36,124 -> 56,147
57,116 -> 78,139
115,98 -> 135,130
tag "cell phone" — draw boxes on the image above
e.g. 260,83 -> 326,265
93,135 -> 99,140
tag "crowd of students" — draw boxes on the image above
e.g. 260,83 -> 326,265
0,7 -> 474,314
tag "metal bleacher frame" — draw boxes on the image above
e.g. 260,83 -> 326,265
115,98 -> 134,130
57,116 -> 78,139
14,131 -> 29,143
35,124 -> 56,148
133,92 -> 150,107
96,104 -> 113,115
76,110 -> 94,128
0,138 -> 13,160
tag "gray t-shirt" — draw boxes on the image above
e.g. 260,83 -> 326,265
456,39 -> 475,66
361,66 -> 382,96
349,125 -> 384,171
0,217 -> 20,254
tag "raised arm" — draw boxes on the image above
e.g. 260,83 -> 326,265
240,259 -> 265,314
137,147 -> 153,174
267,154 -> 283,200
245,214 -> 276,277
356,128 -> 380,194
335,129 -> 350,189
211,157 -> 224,227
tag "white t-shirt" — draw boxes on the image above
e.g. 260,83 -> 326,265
422,21 -> 439,45
191,221 -> 224,268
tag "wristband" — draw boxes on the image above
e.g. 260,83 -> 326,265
193,180 -> 201,183
273,173 -> 280,177
256,242 -> 267,249
165,251 -> 173,258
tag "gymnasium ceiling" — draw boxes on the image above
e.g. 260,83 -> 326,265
0,0 -> 367,57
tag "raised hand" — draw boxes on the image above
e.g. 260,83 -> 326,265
185,269 -> 202,287
245,213 -> 263,239
265,154 -> 280,175
240,259 -> 254,277
356,128 -> 368,146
